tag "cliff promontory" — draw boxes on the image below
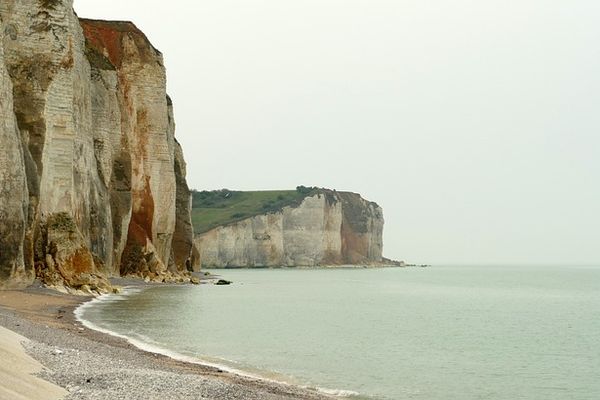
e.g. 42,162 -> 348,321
193,189 -> 385,267
0,1 -> 194,290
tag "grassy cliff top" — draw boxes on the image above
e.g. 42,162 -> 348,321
191,187 -> 319,234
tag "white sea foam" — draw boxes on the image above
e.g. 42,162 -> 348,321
74,287 -> 360,398
315,387 -> 361,397
75,288 -> 266,378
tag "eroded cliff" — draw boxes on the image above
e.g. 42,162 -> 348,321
0,1 -> 194,290
195,190 -> 384,267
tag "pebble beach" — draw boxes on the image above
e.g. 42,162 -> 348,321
0,286 -> 331,400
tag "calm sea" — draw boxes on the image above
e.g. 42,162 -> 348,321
77,266 -> 600,399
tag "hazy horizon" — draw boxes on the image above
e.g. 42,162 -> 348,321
76,0 -> 600,265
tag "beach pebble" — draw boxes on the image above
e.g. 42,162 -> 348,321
68,385 -> 81,393
1,307 -> 328,400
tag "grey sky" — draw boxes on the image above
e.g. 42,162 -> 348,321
76,0 -> 599,265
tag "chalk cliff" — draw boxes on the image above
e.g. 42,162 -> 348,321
0,1 -> 194,290
195,191 -> 384,267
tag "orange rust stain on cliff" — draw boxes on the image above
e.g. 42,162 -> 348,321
341,222 -> 369,264
79,18 -> 158,69
136,108 -> 150,139
60,38 -> 75,69
127,176 -> 155,246
66,248 -> 95,275
80,20 -> 126,68
123,107 -> 150,191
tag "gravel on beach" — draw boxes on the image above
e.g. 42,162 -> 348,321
0,289 -> 331,400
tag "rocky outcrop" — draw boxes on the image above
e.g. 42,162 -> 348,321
195,191 -> 384,267
0,1 -> 194,290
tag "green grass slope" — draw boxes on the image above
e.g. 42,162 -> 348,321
191,187 -> 318,234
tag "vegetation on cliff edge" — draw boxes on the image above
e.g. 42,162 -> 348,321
191,187 -> 319,234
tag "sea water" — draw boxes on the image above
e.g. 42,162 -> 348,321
77,266 -> 600,400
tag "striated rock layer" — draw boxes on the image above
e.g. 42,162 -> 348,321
0,1 -> 194,290
195,191 -> 384,268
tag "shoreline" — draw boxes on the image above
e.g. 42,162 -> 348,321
202,263 -> 409,270
0,283 -> 334,400
73,286 -> 297,387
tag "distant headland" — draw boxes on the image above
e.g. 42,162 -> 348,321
192,187 -> 402,268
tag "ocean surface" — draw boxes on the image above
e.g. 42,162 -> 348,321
77,266 -> 600,400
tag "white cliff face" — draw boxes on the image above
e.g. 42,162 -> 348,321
3,0 -> 91,218
0,0 -> 106,284
0,17 -> 31,287
119,31 -> 176,270
282,194 -> 343,266
80,18 -> 178,275
0,1 -> 194,289
196,192 -> 384,268
89,59 -> 128,276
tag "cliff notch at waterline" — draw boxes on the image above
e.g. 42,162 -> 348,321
193,188 -> 387,268
0,0 -> 195,291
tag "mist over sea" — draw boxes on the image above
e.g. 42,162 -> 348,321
79,266 -> 600,400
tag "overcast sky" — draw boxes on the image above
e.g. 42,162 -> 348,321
75,0 -> 599,265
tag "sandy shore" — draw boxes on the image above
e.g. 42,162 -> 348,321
0,284 -> 331,400
0,326 -> 67,400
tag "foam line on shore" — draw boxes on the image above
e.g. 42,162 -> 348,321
74,287 -> 360,399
